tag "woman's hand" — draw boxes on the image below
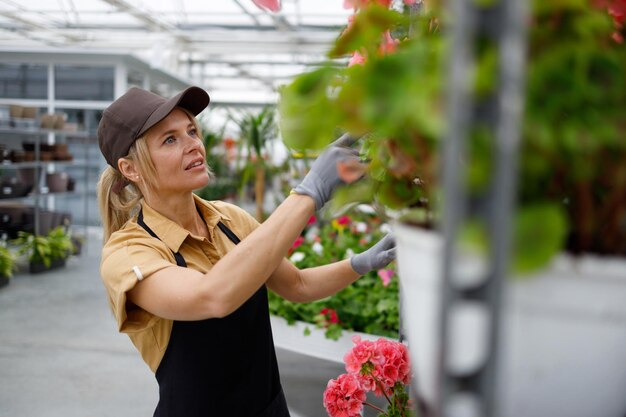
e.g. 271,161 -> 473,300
292,134 -> 364,210
350,234 -> 396,275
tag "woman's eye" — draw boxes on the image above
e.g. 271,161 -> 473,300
164,136 -> 176,144
188,128 -> 198,137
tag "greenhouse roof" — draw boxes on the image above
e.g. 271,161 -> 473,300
0,0 -> 353,105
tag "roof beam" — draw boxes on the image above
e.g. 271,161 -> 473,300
0,10 -> 83,43
100,0 -> 190,43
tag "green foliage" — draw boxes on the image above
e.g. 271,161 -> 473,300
268,210 -> 400,340
0,241 -> 16,278
47,227 -> 75,261
279,0 -> 626,274
230,106 -> 278,191
13,227 -> 73,267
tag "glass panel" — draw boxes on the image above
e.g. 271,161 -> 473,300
54,107 -> 102,133
54,65 -> 114,101
0,63 -> 48,99
127,69 -> 145,89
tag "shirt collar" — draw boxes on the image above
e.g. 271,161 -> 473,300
139,195 -> 232,253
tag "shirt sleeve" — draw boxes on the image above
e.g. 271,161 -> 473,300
100,233 -> 175,334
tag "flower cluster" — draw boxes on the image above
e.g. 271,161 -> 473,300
268,208 -> 400,340
324,336 -> 413,417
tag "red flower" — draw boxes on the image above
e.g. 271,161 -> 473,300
307,215 -> 317,225
337,216 -> 351,226
320,308 -> 340,327
288,235 -> 305,256
291,236 -> 304,250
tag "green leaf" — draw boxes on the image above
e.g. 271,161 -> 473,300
329,6 -> 405,58
512,204 -> 568,275
279,66 -> 341,150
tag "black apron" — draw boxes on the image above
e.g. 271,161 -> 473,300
137,209 -> 290,417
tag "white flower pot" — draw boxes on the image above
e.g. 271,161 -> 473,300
270,316 -> 394,364
393,222 -> 626,417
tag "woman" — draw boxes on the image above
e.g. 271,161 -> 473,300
96,86 -> 395,417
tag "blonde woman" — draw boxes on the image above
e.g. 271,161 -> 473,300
96,86 -> 395,417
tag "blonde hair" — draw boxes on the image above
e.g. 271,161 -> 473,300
97,107 -> 207,243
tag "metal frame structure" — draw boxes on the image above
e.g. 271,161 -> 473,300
436,0 -> 528,416
0,0 -> 351,105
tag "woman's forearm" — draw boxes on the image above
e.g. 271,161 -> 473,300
204,193 -> 315,314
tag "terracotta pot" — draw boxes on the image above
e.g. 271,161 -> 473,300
46,172 -> 69,193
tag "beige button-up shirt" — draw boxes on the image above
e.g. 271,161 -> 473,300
100,195 -> 260,372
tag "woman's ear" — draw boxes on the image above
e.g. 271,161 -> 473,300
118,158 -> 140,182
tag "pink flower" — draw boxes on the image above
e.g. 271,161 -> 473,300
377,269 -> 394,287
344,336 -> 375,373
379,31 -> 400,55
323,373 -> 366,417
307,215 -> 317,225
326,337 -> 412,415
344,0 -> 392,10
251,0 -> 281,12
348,51 -> 367,66
404,0 -> 417,4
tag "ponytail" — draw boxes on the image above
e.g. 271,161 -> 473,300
97,166 -> 143,243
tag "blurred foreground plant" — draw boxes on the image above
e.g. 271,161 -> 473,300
279,0 -> 626,273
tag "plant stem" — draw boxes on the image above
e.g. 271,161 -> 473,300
363,401 -> 387,415
375,378 -> 394,406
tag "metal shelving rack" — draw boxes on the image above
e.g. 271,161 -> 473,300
431,0 -> 529,416
0,126 -> 92,237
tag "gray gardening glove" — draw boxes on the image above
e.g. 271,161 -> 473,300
292,133 -> 361,210
350,234 -> 396,275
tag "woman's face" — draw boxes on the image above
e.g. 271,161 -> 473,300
144,108 -> 209,196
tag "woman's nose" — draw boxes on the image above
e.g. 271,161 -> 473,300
184,135 -> 203,153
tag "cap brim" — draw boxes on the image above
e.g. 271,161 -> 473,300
138,86 -> 210,138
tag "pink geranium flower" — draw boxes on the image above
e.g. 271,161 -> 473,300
251,0 -> 281,12
326,337 -> 413,415
377,269 -> 394,287
323,373 -> 366,417
348,50 -> 367,66
379,31 -> 400,55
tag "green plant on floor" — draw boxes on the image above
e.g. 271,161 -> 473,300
0,239 -> 16,278
14,231 -> 52,267
268,209 -> 400,340
47,227 -> 75,261
279,0 -> 626,273
13,226 -> 74,267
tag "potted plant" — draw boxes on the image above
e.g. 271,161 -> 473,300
13,226 -> 73,273
0,239 -> 16,288
231,106 -> 278,220
278,1 -> 626,416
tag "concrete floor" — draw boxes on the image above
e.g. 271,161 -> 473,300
0,229 -> 389,417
